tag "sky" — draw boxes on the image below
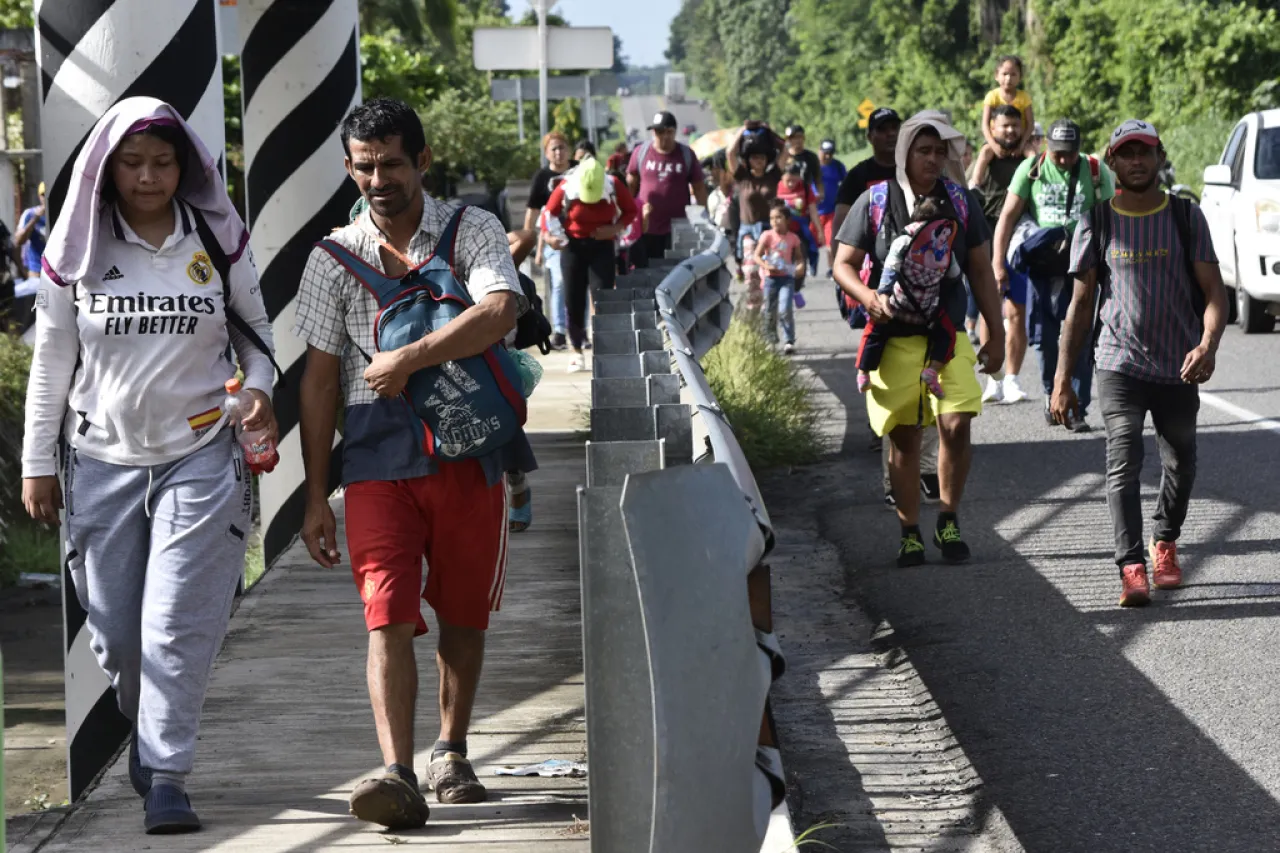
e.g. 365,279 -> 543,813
540,0 -> 681,68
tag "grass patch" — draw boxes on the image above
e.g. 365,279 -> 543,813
701,314 -> 824,469
244,527 -> 266,589
0,519 -> 61,587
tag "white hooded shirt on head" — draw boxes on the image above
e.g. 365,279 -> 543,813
21,98 -> 275,478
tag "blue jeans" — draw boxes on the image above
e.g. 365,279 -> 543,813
737,221 -> 765,259
542,243 -> 567,335
763,275 -> 796,344
1034,295 -> 1093,416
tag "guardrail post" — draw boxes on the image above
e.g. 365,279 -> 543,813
580,210 -> 789,852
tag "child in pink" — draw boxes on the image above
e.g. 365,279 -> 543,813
752,200 -> 805,353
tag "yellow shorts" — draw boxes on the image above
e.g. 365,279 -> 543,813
864,334 -> 983,436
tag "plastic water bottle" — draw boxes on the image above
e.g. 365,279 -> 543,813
224,378 -> 279,474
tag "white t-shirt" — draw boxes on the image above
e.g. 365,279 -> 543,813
22,200 -> 276,476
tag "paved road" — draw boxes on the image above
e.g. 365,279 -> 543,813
619,94 -> 718,147
771,278 -> 1280,851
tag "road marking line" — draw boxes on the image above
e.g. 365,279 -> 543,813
1200,391 -> 1280,435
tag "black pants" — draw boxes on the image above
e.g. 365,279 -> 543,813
560,237 -> 615,351
1097,370 -> 1199,570
631,231 -> 673,269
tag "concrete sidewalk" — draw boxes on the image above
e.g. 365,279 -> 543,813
29,431 -> 590,852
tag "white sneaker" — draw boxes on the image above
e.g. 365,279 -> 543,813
1001,374 -> 1028,403
567,357 -> 584,374
981,375 -> 1004,403
782,342 -> 795,355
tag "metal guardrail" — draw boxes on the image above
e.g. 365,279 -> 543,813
579,210 -> 787,852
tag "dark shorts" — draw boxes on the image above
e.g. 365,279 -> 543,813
1005,269 -> 1029,306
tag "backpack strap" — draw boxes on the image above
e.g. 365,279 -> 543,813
314,238 -> 404,307
941,179 -> 970,231
190,207 -> 284,383
680,142 -> 694,174
437,204 -> 469,276
1169,195 -> 1206,316
1028,152 -> 1047,182
867,180 -> 890,235
1090,201 -> 1113,356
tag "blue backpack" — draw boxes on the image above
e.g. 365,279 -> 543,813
316,206 -> 528,461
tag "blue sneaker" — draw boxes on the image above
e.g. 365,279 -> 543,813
144,783 -> 201,834
128,732 -> 152,797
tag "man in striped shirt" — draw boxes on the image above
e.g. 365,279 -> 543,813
1052,120 -> 1228,608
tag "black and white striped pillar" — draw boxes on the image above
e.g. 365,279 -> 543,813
34,0 -> 225,798
238,0 -> 362,565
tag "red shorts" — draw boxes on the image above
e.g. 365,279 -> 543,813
345,461 -> 509,635
820,213 -> 835,249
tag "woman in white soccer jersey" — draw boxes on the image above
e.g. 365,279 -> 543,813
21,97 -> 278,835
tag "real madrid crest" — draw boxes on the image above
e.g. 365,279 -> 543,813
187,251 -> 214,286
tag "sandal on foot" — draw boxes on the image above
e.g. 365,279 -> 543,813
509,486 -> 533,533
144,783 -> 202,834
427,753 -> 487,804
349,773 -> 430,829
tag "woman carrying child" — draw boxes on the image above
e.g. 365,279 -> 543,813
832,112 -> 1004,569
857,195 -> 963,399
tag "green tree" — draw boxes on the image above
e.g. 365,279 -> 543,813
419,88 -> 538,186
552,97 -> 586,145
360,0 -> 459,52
0,0 -> 32,29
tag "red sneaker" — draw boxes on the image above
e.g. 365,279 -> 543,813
1119,564 -> 1151,607
1150,540 -> 1183,589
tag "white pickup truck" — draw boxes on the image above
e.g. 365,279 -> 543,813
1201,108 -> 1280,333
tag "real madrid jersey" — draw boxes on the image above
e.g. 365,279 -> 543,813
21,200 -> 276,475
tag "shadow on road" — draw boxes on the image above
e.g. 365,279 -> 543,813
774,351 -> 1280,853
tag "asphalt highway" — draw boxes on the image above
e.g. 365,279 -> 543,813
782,276 -> 1280,852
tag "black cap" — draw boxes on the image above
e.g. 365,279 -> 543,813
867,108 -> 901,132
1047,118 -> 1082,153
784,124 -> 805,138
819,139 -> 836,152
648,110 -> 678,130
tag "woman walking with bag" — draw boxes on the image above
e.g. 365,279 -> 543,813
21,97 -> 279,834
542,141 -> 638,373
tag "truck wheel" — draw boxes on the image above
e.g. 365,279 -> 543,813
1239,285 -> 1276,333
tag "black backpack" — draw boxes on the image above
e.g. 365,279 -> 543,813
190,207 -> 284,381
513,271 -> 553,353
1090,195 -> 1204,355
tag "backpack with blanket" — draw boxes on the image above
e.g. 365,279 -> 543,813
1089,195 -> 1204,358
1014,154 -> 1101,278
315,205 -> 528,461
190,207 -> 285,382
844,178 -> 971,329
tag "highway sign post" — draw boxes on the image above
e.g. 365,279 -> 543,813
473,6 -> 613,154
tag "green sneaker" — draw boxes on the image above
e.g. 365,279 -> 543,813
934,517 -> 971,563
897,529 -> 927,568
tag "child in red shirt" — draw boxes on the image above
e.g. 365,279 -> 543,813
775,162 -> 824,279
753,201 -> 805,353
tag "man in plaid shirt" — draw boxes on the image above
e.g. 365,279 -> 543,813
293,98 -> 535,829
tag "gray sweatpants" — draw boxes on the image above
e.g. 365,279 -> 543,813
65,428 -> 250,775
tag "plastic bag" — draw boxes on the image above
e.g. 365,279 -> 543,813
510,349 -> 544,397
